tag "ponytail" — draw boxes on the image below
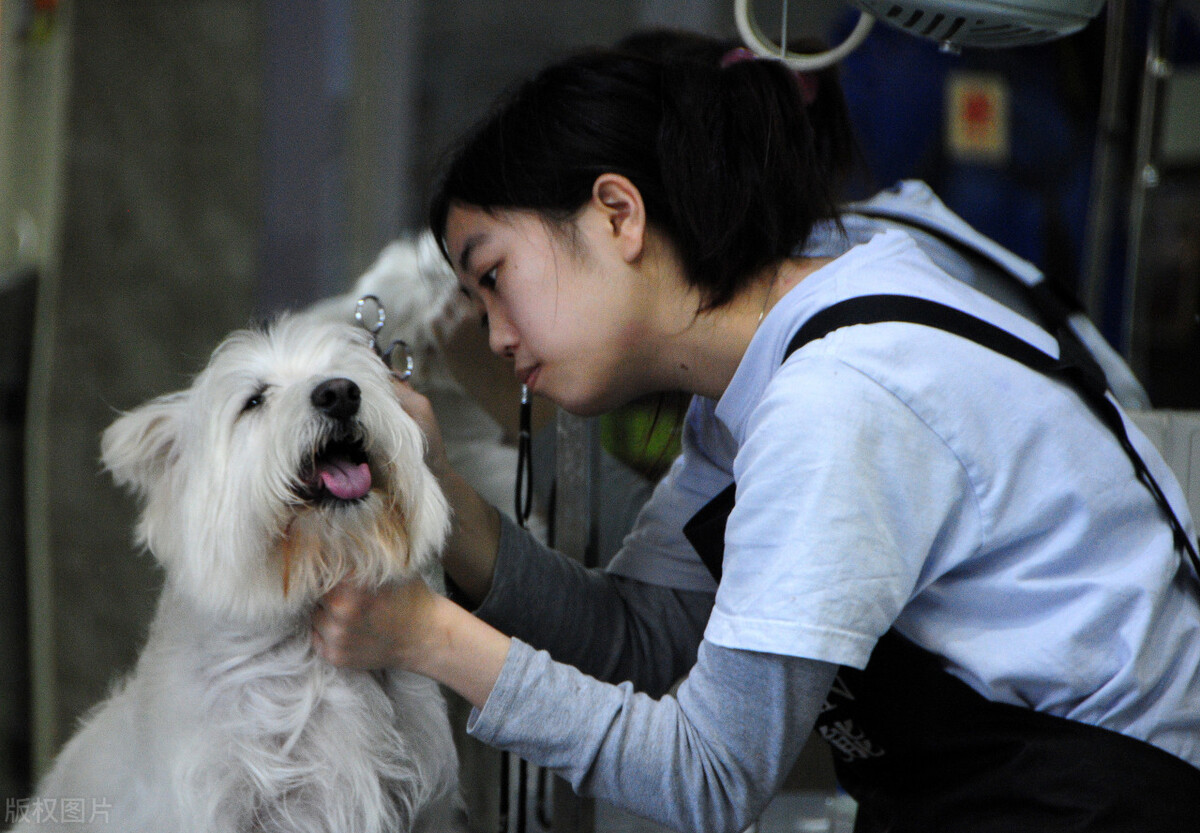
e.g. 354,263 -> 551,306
657,56 -> 851,307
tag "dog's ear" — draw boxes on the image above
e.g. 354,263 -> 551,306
101,390 -> 189,496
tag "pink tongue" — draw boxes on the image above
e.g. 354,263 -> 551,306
317,459 -> 372,500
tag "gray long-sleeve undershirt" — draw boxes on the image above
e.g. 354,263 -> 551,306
461,514 -> 838,833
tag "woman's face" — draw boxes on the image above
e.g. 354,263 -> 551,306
443,201 -> 659,416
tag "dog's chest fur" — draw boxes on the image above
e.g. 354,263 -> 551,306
120,591 -> 449,833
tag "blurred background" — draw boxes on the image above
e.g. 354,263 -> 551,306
1,0 -> 1198,828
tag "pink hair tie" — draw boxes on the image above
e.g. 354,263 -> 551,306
719,46 -> 758,68
794,72 -> 818,106
718,46 -> 819,106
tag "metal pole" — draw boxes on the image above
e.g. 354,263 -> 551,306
1080,0 -> 1132,327
1121,0 -> 1176,374
546,410 -> 598,833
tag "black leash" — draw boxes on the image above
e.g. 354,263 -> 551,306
515,385 -> 534,527
504,383 -> 545,833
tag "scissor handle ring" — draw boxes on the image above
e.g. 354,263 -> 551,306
354,295 -> 386,335
383,339 -> 414,382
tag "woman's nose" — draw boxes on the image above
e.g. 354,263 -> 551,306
485,304 -> 518,358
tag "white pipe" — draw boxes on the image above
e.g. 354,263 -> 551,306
734,0 -> 875,71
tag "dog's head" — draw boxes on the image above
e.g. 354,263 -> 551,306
101,316 -> 451,623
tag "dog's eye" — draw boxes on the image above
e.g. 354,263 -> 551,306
240,388 -> 267,414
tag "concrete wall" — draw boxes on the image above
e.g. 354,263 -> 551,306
24,0 -> 262,773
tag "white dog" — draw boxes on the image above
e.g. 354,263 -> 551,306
10,316 -> 467,832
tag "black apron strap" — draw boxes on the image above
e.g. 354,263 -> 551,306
784,294 -> 1200,580
682,482 -> 735,582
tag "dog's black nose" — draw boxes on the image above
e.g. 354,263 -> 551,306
311,378 -> 361,421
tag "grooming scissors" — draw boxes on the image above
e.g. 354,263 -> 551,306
354,294 -> 415,382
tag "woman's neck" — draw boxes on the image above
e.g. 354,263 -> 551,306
659,256 -> 831,401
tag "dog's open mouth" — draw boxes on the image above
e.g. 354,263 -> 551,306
297,437 -> 373,504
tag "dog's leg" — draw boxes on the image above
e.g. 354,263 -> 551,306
381,670 -> 471,832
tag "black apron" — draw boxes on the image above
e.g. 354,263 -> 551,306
683,295 -> 1200,831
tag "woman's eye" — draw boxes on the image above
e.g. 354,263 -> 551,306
479,267 -> 497,291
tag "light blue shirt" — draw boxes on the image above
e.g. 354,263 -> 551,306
610,229 -> 1200,766
464,195 -> 1200,830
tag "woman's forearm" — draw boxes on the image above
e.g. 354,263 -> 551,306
414,595 -> 511,710
389,379 -> 503,604
468,639 -> 838,833
438,468 -> 503,603
475,514 -> 714,695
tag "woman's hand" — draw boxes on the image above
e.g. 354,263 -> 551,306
311,576 -> 438,672
391,377 -> 453,481
389,375 -> 503,604
312,577 -> 512,710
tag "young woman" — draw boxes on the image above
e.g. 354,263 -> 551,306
312,40 -> 1200,832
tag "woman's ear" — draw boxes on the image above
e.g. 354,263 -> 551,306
591,173 -> 646,263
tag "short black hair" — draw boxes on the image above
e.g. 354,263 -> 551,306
429,37 -> 856,309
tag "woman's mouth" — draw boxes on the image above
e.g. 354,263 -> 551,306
517,365 -> 540,391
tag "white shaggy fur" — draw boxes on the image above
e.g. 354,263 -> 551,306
309,233 -> 544,537
11,317 -> 466,833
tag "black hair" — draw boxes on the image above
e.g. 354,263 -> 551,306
429,33 -> 857,309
